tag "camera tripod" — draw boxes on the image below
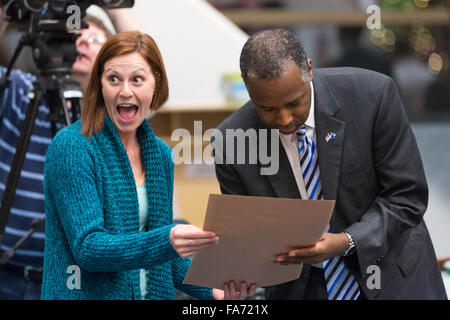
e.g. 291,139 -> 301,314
0,29 -> 82,265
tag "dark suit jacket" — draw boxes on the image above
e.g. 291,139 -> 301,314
214,67 -> 447,300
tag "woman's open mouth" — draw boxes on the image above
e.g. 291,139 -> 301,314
117,104 -> 139,122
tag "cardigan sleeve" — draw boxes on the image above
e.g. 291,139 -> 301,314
171,257 -> 214,300
44,128 -> 179,272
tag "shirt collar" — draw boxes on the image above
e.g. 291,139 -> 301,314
304,81 -> 315,130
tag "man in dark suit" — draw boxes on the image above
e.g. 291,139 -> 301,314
213,29 -> 447,300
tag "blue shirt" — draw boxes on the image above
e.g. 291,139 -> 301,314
0,66 -> 64,267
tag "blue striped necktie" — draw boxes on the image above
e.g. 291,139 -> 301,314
296,125 -> 360,300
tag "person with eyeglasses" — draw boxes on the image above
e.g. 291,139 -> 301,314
0,7 -> 140,300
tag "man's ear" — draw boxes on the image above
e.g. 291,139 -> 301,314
242,74 -> 250,91
241,74 -> 247,85
307,59 -> 313,81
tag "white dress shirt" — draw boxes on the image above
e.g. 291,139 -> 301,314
279,82 -> 324,269
280,81 -> 317,200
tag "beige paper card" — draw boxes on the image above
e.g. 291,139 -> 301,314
183,194 -> 335,288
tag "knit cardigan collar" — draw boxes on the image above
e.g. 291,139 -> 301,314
98,116 -> 172,233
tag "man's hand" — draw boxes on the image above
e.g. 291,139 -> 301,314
274,232 -> 349,265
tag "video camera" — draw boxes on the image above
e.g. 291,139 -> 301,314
1,0 -> 134,26
0,0 -> 134,71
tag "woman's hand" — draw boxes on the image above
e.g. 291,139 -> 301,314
170,224 -> 219,258
212,281 -> 257,300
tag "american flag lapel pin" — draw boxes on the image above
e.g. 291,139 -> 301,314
325,132 -> 337,142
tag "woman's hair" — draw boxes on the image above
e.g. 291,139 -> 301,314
81,31 -> 169,138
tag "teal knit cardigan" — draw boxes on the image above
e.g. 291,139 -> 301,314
41,117 -> 213,300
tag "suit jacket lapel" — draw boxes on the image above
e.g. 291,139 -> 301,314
316,112 -> 345,200
313,74 -> 346,230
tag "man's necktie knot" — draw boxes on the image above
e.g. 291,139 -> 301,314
296,125 -> 306,143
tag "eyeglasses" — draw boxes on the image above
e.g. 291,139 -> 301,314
73,31 -> 106,46
84,34 -> 107,46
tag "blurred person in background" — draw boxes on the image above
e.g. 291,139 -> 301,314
424,69 -> 450,116
391,38 -> 436,119
331,27 -> 392,77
